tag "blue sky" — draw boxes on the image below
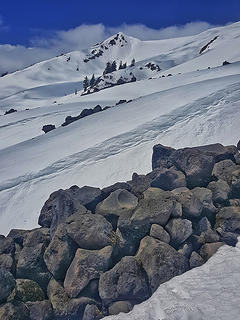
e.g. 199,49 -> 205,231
0,0 -> 239,45
0,0 -> 239,74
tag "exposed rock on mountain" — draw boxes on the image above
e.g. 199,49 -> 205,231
0,141 -> 239,319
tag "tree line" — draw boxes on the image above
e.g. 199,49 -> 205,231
83,58 -> 136,92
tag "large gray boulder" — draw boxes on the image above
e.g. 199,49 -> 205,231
150,167 -> 186,191
131,188 -> 181,226
150,224 -> 170,243
73,185 -> 103,211
0,254 -> 15,273
47,278 -> 97,319
215,206 -> 240,233
152,144 -> 175,170
7,229 -> 29,247
192,187 -> 216,219
191,143 -> 237,163
212,159 -> 237,184
44,224 -> 77,280
39,187 -> 88,236
101,182 -> 131,198
152,143 -> 236,181
0,236 -> 15,255
0,301 -> 30,320
26,300 -> 53,320
200,242 -> 224,261
16,229 -> 51,292
136,236 -> 188,293
82,304 -> 103,320
128,173 -> 151,198
173,187 -> 216,220
64,246 -> 113,298
189,251 -> 204,269
0,268 -> 16,303
96,189 -> 138,228
22,228 -> 50,248
216,228 -> 238,247
99,256 -> 149,306
114,227 -> 138,258
207,179 -> 230,205
169,147 -> 215,188
108,301 -> 133,315
116,188 -> 181,256
198,217 -> 219,243
65,213 -> 116,250
165,218 -> 193,247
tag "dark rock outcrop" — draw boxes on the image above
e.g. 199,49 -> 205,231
0,268 -> 16,303
136,236 -> 188,293
165,218 -> 193,247
96,189 -> 138,228
1,140 -> 239,320
82,304 -> 103,320
150,167 -> 186,191
65,213 -> 116,250
152,144 -> 175,170
44,224 -> 78,280
64,246 -> 113,298
4,108 -> 17,115
150,224 -> 170,243
16,228 -> 51,292
99,256 -> 149,305
42,125 -> 55,134
170,148 -> 215,188
200,242 -> 224,261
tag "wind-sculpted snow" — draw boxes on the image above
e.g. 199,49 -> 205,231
103,240 -> 240,320
0,77 -> 240,234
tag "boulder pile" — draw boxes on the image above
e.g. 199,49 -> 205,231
0,141 -> 239,320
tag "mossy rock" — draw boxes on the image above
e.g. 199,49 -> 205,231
9,279 -> 45,302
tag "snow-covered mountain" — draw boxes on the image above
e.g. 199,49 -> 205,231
0,21 -> 240,235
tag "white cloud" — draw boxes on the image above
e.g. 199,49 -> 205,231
0,44 -> 56,75
0,21 -> 219,74
109,21 -> 218,40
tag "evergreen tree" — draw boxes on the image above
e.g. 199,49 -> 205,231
130,58 -> 135,67
122,62 -> 127,69
90,74 -> 96,87
111,60 -> 117,72
83,76 -> 89,92
118,60 -> 123,70
103,62 -> 112,75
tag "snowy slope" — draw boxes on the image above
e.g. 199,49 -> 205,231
104,240 -> 240,320
0,72 -> 240,234
0,21 -> 240,235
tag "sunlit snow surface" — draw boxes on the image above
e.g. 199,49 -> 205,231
0,22 -> 240,234
104,240 -> 240,320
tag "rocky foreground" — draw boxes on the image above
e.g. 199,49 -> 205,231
0,141 -> 240,320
